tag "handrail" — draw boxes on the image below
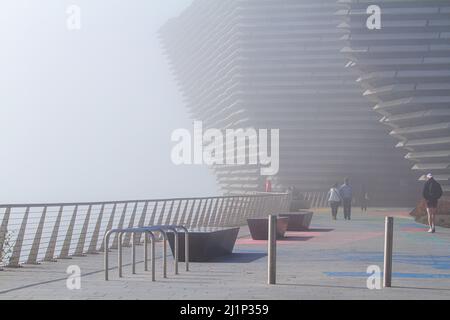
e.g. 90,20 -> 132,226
0,193 -> 286,209
0,192 -> 291,268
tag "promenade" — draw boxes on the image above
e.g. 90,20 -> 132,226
1,208 -> 449,300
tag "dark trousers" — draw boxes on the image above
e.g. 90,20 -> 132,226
330,201 -> 340,219
343,198 -> 352,219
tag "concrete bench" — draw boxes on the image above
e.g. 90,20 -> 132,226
279,211 -> 314,231
247,217 -> 289,240
167,227 -> 240,262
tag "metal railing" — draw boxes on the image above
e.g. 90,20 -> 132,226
0,192 -> 291,268
104,225 -> 189,281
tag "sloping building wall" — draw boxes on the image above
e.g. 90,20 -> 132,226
340,0 -> 450,196
160,0 -> 419,206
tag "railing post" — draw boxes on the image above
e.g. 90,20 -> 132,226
186,199 -> 196,228
147,201 -> 158,226
123,202 -> 138,247
59,205 -> 78,259
234,197 -> 246,226
112,203 -> 128,249
192,199 -> 204,228
8,207 -> 30,267
208,198 -> 220,227
135,202 -> 149,244
45,206 -> 63,262
0,207 -> 11,264
87,204 -> 105,254
73,205 -> 92,256
384,217 -> 394,288
219,198 -> 231,227
213,198 -> 225,227
26,206 -> 47,265
164,200 -> 175,225
156,201 -> 167,225
171,200 -> 182,226
178,200 -> 189,226
224,198 -> 236,227
268,214 -> 277,285
201,199 -> 214,227
99,204 -> 116,252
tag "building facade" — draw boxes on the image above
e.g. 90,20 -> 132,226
160,0 -> 420,206
340,0 -> 450,198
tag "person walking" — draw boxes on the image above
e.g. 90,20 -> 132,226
339,178 -> 353,220
327,183 -> 342,220
359,185 -> 369,213
422,173 -> 443,233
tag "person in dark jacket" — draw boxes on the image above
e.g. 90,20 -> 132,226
359,184 -> 369,213
339,178 -> 353,220
422,173 -> 443,233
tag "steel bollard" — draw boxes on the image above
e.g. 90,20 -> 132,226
384,217 -> 394,288
268,214 -> 277,285
132,233 -> 136,274
118,233 -> 124,278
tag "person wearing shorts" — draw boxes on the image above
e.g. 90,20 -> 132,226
422,173 -> 443,233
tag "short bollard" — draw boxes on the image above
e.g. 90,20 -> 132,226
268,215 -> 277,285
384,217 -> 394,288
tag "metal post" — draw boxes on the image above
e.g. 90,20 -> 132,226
131,233 -> 136,274
184,229 -> 189,272
384,217 -> 394,288
177,226 -> 190,272
268,215 -> 277,285
144,232 -> 148,271
174,230 -> 179,275
104,231 -> 112,281
148,232 -> 156,281
160,231 -> 167,278
118,233 -> 123,278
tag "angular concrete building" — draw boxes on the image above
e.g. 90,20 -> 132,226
340,0 -> 450,197
160,0 -> 419,206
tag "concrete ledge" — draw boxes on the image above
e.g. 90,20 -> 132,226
167,227 -> 240,262
247,217 -> 289,240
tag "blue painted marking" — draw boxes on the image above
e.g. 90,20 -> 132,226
324,272 -> 450,279
330,252 -> 450,271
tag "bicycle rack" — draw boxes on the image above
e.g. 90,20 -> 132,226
103,225 -> 189,281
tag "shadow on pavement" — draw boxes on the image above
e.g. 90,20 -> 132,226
208,252 -> 267,263
306,228 -> 334,232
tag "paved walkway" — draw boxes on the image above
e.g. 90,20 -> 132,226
1,208 -> 449,300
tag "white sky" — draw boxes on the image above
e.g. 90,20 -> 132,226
0,0 -> 219,203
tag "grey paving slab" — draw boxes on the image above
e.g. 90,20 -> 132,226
0,208 -> 449,300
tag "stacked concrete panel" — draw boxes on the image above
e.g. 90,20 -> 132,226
340,0 -> 450,196
160,0 -> 419,206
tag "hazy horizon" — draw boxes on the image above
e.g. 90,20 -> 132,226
0,0 -> 219,203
